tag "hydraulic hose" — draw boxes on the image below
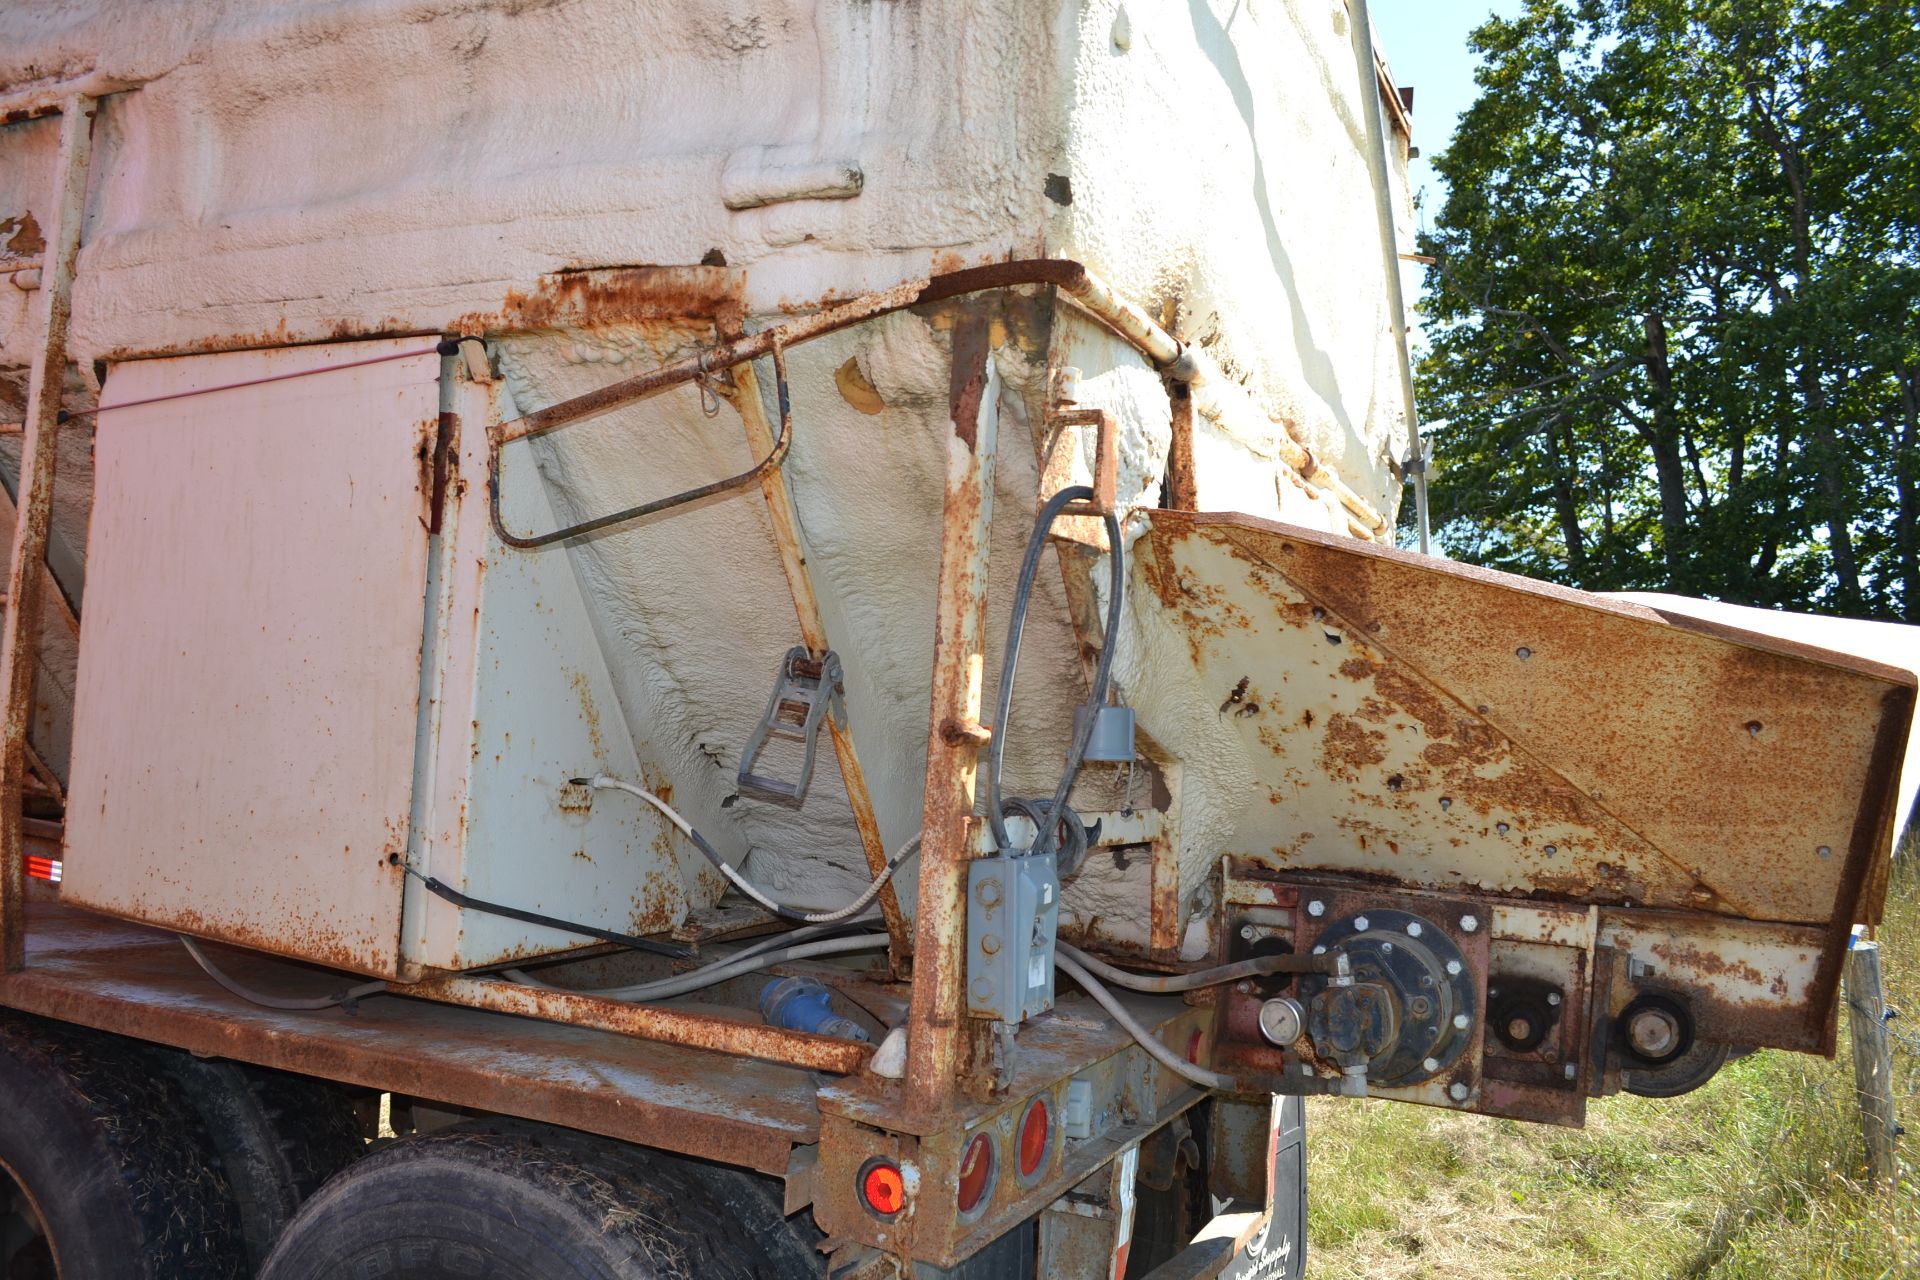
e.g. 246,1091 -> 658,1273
1054,951 -> 1234,1091
1056,939 -> 1335,993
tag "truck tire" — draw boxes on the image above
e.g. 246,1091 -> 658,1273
0,1013 -> 245,1279
259,1120 -> 804,1279
153,1055 -> 367,1268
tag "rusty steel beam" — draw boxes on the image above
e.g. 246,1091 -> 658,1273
724,359 -> 912,971
405,971 -> 872,1075
902,306 -> 1001,1115
0,95 -> 94,972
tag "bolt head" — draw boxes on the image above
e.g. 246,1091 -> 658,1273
1563,1063 -> 1578,1080
1459,914 -> 1479,933
1547,992 -> 1562,1006
1628,1007 -> 1681,1058
1381,941 -> 1395,954
1240,924 -> 1257,940
1353,915 -> 1371,931
1449,1082 -> 1470,1101
1406,921 -> 1423,937
1453,1013 -> 1471,1030
1307,900 -> 1326,918
1445,959 -> 1463,976
1422,1057 -> 1440,1073
1312,945 -> 1327,955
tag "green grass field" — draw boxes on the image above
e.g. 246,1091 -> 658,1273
1304,837 -> 1919,1280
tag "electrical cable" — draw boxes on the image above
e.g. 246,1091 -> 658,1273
984,485 -> 1125,876
506,932 -> 889,1003
586,774 -> 918,925
1056,939 -> 1331,993
405,866 -> 693,959
180,935 -> 389,1012
1054,951 -> 1235,1091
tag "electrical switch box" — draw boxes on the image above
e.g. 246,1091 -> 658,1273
966,852 -> 1059,1023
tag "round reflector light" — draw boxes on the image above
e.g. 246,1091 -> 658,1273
1018,1098 -> 1050,1179
861,1160 -> 906,1217
956,1132 -> 994,1215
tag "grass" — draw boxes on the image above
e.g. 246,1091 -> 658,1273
1305,834 -> 1920,1280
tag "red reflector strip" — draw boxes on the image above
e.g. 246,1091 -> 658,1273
26,857 -> 61,883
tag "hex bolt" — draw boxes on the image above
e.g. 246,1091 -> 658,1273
1445,960 -> 1463,976
1453,1013 -> 1471,1030
1312,945 -> 1327,956
1354,915 -> 1371,931
1404,921 -> 1423,937
1547,992 -> 1562,1007
1459,914 -> 1479,933
1422,1057 -> 1440,1073
1563,1063 -> 1578,1080
1381,941 -> 1395,954
1307,899 -> 1326,918
1817,845 -> 1832,859
1449,1082 -> 1471,1101
1240,924 -> 1257,940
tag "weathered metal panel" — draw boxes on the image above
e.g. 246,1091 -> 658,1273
62,339 -> 443,977
1138,512 -> 1914,928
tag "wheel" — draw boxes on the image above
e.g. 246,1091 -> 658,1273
152,1054 -> 367,1268
260,1119 -> 813,1279
0,1013 -> 245,1279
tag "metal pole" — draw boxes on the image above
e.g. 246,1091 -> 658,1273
902,307 -> 1000,1115
1347,0 -> 1429,554
0,95 -> 95,971
1845,939 -> 1898,1184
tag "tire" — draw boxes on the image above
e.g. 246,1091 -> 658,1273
0,1013 -> 245,1279
152,1054 -> 367,1268
259,1119 -> 807,1279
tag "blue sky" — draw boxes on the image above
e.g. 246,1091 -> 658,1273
1370,0 -> 1526,221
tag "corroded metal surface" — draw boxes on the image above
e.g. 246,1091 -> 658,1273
0,95 -> 92,971
1141,512 -> 1913,926
0,900 -> 821,1173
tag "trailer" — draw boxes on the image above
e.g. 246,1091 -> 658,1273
0,2 -> 1912,1277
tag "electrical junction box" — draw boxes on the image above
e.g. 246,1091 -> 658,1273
966,852 -> 1059,1023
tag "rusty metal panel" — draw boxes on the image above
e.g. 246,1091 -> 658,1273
1139,512 -> 1914,930
62,339 -> 443,978
0,898 -> 818,1174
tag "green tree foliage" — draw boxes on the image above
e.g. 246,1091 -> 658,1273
1414,0 -> 1919,619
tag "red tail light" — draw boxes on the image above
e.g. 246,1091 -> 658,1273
1017,1097 -> 1050,1179
860,1160 -> 905,1217
956,1132 -> 994,1215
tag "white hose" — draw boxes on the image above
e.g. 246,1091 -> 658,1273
589,775 -> 916,925
1056,939 -> 1320,993
1054,951 -> 1236,1091
508,933 -> 890,1003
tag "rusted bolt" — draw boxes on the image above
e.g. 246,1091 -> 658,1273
1449,1082 -> 1471,1101
976,878 -> 1003,908
1307,900 -> 1326,918
1459,914 -> 1479,933
1409,996 -> 1432,1018
1507,1016 -> 1532,1042
1627,1006 -> 1682,1059
980,935 -> 1000,955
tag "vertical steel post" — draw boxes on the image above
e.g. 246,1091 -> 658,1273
0,95 -> 94,971
727,357 -> 912,969
903,308 -> 999,1114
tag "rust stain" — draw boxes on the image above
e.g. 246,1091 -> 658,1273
2,211 -> 45,260
947,309 -> 991,450
834,356 -> 886,415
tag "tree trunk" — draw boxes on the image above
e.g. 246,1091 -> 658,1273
1640,312 -> 1691,586
1899,367 -> 1919,623
1542,414 -> 1588,580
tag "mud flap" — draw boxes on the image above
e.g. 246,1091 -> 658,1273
1140,1096 -> 1305,1280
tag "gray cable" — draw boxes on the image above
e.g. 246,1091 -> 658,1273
180,935 -> 387,1012
1055,951 -> 1235,1091
508,933 -> 889,1004
1056,940 -> 1325,993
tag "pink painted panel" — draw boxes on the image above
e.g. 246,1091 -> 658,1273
61,339 -> 444,978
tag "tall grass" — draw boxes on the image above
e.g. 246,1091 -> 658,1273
1305,834 -> 1919,1279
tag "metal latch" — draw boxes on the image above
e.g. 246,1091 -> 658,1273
736,646 -> 844,808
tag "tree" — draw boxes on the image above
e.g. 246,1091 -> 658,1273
1412,0 -> 1920,620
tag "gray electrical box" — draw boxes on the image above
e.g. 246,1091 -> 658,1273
966,852 -> 1060,1023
